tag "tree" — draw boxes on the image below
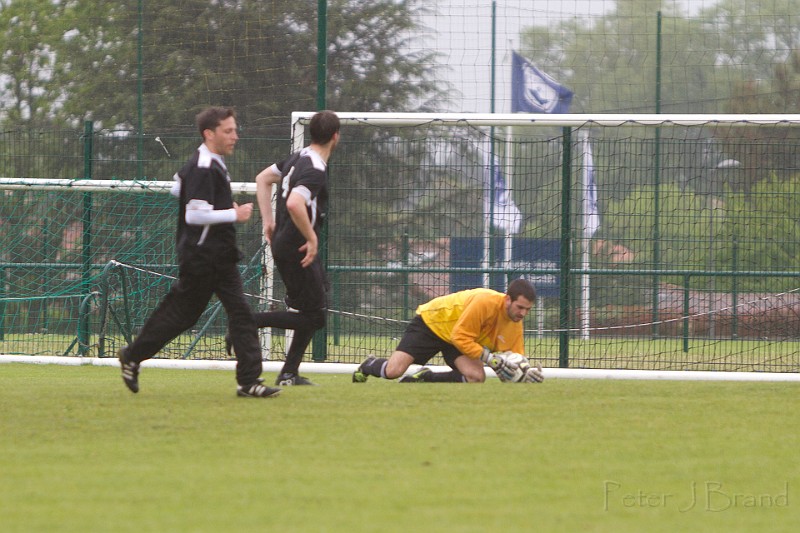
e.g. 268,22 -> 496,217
514,0 -> 800,206
7,0 -> 443,134
0,0 -> 71,127
515,0 -> 800,115
517,0 -> 714,114
710,1 -> 800,192
715,54 -> 800,193
713,175 -> 800,292
697,0 -> 800,83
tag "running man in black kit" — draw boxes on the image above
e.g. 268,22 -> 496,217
118,106 -> 280,398
250,110 -> 340,386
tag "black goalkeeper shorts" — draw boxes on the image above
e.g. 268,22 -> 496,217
395,315 -> 461,369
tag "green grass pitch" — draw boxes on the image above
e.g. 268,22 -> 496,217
0,363 -> 798,532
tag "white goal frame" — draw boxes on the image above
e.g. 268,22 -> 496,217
292,111 -> 800,132
285,111 -> 800,382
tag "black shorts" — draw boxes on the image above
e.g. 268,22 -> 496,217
274,254 -> 328,312
395,315 -> 461,369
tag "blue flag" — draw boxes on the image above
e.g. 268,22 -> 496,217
512,52 -> 573,114
484,153 -> 522,235
582,136 -> 600,238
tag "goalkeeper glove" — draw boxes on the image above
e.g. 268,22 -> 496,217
521,365 -> 544,383
480,349 -> 520,382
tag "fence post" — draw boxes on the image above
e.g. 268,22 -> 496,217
652,11 -> 663,338
731,237 -> 739,339
683,274 -> 690,353
402,231 -> 410,320
78,120 -> 94,355
559,127 -> 572,368
311,0 -> 329,362
332,270 -> 340,346
0,267 -> 5,341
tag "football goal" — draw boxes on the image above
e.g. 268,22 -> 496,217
291,111 -> 800,374
2,112 -> 800,380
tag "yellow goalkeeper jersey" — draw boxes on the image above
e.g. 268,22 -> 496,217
416,288 -> 524,359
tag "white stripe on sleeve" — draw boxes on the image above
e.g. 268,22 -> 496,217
185,199 -> 237,225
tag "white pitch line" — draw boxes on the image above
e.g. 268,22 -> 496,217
2,355 -> 799,382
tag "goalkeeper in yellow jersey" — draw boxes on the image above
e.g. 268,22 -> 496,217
352,278 -> 543,383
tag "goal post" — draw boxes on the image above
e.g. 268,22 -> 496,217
0,177 -> 258,194
293,111 -> 800,128
292,111 -> 800,373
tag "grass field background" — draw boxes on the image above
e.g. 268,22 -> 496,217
1,363 -> 798,532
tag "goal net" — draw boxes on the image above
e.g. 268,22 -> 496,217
294,111 -> 800,373
0,178 -> 272,359
3,112 -> 800,374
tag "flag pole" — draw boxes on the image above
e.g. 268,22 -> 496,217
483,0 -> 497,289
481,140 -> 493,289
580,229 -> 591,339
580,131 -> 592,340
505,126 -> 514,283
